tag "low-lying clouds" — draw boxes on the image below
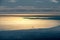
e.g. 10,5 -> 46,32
9,0 -> 16,3
51,0 -> 59,3
0,0 -> 60,13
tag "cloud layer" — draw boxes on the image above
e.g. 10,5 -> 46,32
51,0 -> 59,3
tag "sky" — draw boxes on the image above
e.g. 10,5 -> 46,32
0,0 -> 60,7
0,17 -> 60,30
0,0 -> 60,13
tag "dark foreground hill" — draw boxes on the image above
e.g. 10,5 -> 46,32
0,25 -> 60,40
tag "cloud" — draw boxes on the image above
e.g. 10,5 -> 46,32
35,1 -> 43,3
51,0 -> 59,3
9,0 -> 16,3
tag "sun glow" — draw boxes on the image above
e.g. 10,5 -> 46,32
0,17 -> 59,30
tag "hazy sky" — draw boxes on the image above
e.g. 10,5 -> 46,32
0,0 -> 60,8
0,0 -> 60,14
